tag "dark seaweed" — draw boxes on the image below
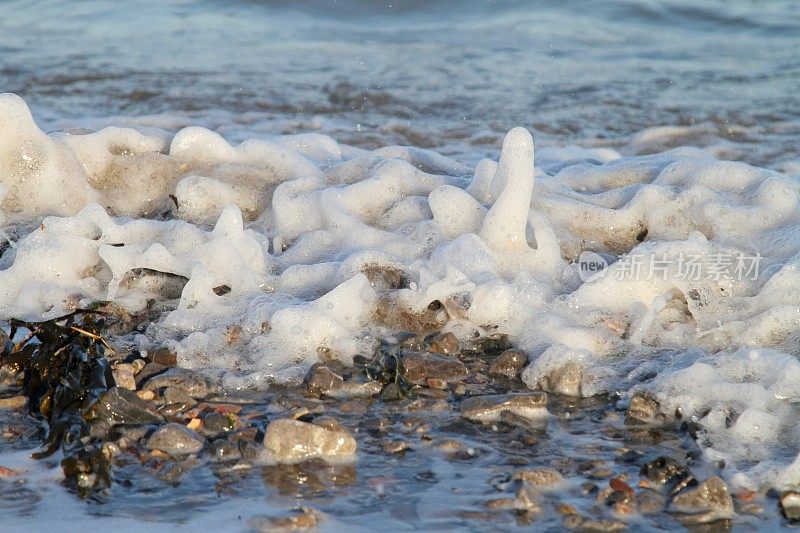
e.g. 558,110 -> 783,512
1,311 -> 119,496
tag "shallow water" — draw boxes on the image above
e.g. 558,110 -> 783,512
2,0 -> 799,165
2,0 -> 800,531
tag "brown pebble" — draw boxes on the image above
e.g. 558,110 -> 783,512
0,466 -> 21,477
149,346 -> 177,367
610,476 -> 634,498
136,390 -> 155,401
426,378 -> 448,390
250,507 -> 321,532
514,467 -> 564,488
401,352 -> 467,385
0,395 -> 27,409
488,349 -> 527,378
425,331 -> 460,355
382,440 -> 409,454
556,503 -> 578,515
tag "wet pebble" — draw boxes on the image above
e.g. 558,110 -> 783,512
382,440 -> 408,454
250,507 -> 321,532
163,386 -> 197,407
146,423 -> 205,456
625,392 -> 666,426
305,364 -> 344,396
425,331 -> 459,355
91,387 -> 163,426
148,346 -> 177,367
209,439 -> 241,462
488,349 -> 527,378
514,467 -> 563,488
0,395 -> 26,410
203,411 -> 237,434
111,364 -> 136,390
781,491 -> 800,521
401,352 -> 467,385
143,368 -> 209,399
381,383 -> 402,402
669,476 -> 734,525
536,362 -> 583,396
640,456 -> 694,494
134,362 -> 168,388
263,418 -> 357,463
460,392 -> 548,423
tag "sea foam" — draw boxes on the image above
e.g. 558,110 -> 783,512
3,92 -> 800,490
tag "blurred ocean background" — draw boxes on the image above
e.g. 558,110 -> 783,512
2,0 -> 798,165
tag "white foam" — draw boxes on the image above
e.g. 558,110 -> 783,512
5,93 -> 800,489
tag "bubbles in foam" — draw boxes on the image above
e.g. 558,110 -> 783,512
5,93 -> 800,489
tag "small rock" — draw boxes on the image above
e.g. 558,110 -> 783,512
467,334 -> 512,354
112,365 -> 137,391
426,378 -> 448,389
425,332 -> 459,355
305,364 -> 344,396
405,398 -> 451,412
306,364 -> 381,399
401,352 -> 467,385
383,440 -> 408,454
381,383 -> 402,402
556,503 -> 579,515
134,362 -> 168,387
137,390 -> 155,401
669,476 -> 734,525
90,387 -> 163,426
514,467 -> 563,488
131,359 -> 146,374
149,346 -> 177,367
146,423 -> 205,456
250,507 -> 321,532
143,368 -> 209,399
0,395 -> 27,410
0,465 -> 21,477
460,393 -> 548,423
537,362 -> 583,397
209,439 -> 241,463
163,386 -> 197,407
396,332 -> 424,350
781,491 -> 800,521
625,392 -> 666,426
610,477 -> 635,499
640,456 -> 694,494
334,380 -> 382,399
263,418 -> 357,464
488,349 -> 527,378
